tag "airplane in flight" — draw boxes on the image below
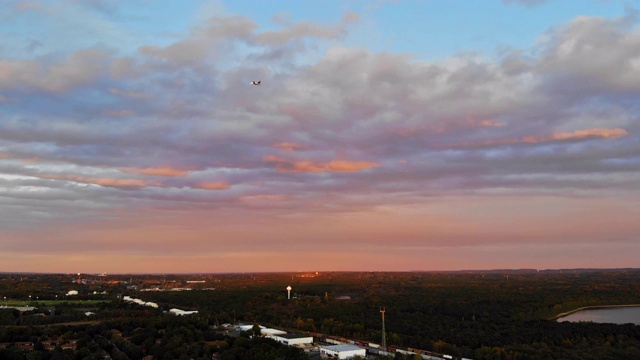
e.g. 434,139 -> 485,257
250,80 -> 261,85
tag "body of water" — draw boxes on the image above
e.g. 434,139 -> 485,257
557,306 -> 640,325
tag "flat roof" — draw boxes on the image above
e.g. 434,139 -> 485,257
1,306 -> 36,311
321,344 -> 363,352
277,333 -> 313,339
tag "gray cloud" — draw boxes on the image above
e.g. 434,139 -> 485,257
536,9 -> 640,98
256,13 -> 358,45
0,8 -> 639,240
0,49 -> 112,92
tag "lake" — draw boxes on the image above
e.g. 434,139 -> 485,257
557,306 -> 640,325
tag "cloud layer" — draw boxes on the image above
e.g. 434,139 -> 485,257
1,2 -> 639,272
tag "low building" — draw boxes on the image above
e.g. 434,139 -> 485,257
2,306 -> 36,313
123,296 -> 159,309
169,308 -> 198,316
261,328 -> 286,337
320,344 -> 366,359
271,333 -> 313,346
237,324 -> 259,332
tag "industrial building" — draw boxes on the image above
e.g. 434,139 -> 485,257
271,333 -> 313,346
261,328 -> 286,337
169,308 -> 198,316
0,306 -> 36,312
122,296 -> 158,309
319,344 -> 366,359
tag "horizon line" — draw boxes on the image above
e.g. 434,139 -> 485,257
2,267 -> 639,276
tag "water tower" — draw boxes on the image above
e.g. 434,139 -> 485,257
286,286 -> 292,299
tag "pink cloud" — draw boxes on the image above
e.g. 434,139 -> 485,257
478,119 -> 506,127
119,166 -> 193,177
465,117 -> 506,128
515,128 -> 628,144
273,142 -> 305,152
265,155 -> 379,173
551,128 -> 628,141
0,154 -> 42,162
448,127 -> 629,148
240,194 -> 292,202
194,181 -> 231,190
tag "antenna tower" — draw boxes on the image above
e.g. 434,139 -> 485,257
380,307 -> 387,351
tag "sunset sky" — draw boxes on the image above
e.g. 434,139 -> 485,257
1,0 -> 639,273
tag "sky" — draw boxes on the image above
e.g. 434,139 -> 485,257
1,0 -> 639,273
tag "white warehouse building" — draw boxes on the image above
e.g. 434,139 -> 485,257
169,308 -> 198,316
271,333 -> 313,346
261,328 -> 286,337
320,344 -> 366,359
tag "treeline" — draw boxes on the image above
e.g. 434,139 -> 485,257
142,270 -> 640,359
3,270 -> 640,359
0,315 -> 308,360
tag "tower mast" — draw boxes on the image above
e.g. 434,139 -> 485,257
380,306 -> 386,352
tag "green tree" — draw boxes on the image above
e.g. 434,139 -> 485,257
252,324 -> 261,337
